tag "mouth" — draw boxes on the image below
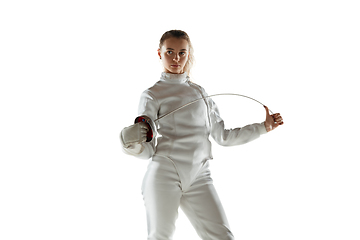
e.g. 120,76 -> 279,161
171,65 -> 180,67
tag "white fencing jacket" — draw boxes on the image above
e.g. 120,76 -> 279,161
120,72 -> 267,184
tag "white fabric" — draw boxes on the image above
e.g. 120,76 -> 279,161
142,156 -> 234,240
120,72 -> 267,239
120,122 -> 149,148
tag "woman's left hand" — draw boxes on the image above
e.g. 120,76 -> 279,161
264,106 -> 284,132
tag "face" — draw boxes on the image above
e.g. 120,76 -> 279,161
158,37 -> 189,74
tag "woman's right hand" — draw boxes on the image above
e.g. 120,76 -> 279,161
120,122 -> 149,148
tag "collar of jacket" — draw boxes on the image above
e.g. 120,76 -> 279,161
160,71 -> 189,83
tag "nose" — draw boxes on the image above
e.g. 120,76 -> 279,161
173,53 -> 180,62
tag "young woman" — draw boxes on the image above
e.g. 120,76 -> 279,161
120,30 -> 283,240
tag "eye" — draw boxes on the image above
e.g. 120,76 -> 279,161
167,51 -> 173,55
180,52 -> 186,56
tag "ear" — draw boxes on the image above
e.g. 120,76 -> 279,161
157,48 -> 161,58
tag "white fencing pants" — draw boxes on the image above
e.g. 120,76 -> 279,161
141,156 -> 235,240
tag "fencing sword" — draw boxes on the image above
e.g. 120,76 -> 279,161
154,93 -> 274,122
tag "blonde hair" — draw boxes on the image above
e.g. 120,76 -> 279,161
159,30 -> 195,77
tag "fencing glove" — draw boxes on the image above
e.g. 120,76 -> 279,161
120,122 -> 149,149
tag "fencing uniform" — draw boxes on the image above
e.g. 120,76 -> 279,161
120,72 -> 267,240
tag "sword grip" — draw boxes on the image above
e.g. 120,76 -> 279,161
134,116 -> 153,142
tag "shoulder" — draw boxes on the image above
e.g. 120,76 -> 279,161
140,81 -> 161,98
188,81 -> 206,91
140,88 -> 157,103
188,81 -> 210,98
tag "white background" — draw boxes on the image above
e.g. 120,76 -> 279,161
1,0 -> 359,239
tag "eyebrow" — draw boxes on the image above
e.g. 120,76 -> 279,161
166,48 -> 188,51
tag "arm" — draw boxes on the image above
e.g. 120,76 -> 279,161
208,97 -> 268,146
120,90 -> 159,159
